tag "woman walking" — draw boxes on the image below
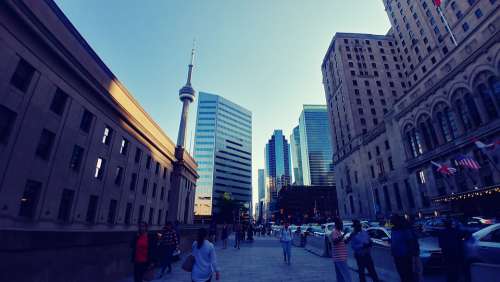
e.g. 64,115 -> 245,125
279,222 -> 293,265
158,222 -> 179,277
192,228 -> 220,282
130,221 -> 157,282
349,220 -> 379,282
331,218 -> 352,282
221,223 -> 229,249
391,214 -> 419,282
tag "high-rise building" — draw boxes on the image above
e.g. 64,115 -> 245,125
290,126 -> 304,185
193,92 -> 252,218
257,168 -> 265,222
264,130 -> 292,217
298,105 -> 335,186
322,0 -> 500,219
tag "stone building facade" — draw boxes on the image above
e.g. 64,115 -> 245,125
0,0 -> 198,230
323,0 -> 500,219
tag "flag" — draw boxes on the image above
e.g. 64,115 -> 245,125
456,155 -> 481,170
431,161 -> 457,175
433,0 -> 442,7
475,140 -> 496,150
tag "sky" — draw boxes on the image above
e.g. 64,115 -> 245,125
55,0 -> 391,206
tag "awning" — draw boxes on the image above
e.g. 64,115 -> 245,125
432,185 -> 500,203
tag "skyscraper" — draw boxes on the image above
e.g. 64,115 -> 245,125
298,105 -> 335,186
257,169 -> 265,222
290,125 -> 303,185
193,92 -> 252,218
264,130 -> 291,216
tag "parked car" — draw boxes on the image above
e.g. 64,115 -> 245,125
465,223 -> 500,265
366,227 -> 443,270
423,216 -> 494,236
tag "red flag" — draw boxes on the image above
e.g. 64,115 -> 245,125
433,0 -> 442,6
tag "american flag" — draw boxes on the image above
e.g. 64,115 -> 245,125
456,155 -> 481,170
431,161 -> 457,176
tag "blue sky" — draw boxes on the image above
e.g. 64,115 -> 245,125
56,0 -> 391,205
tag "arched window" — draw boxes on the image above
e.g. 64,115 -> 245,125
437,112 -> 452,142
445,108 -> 459,138
464,93 -> 482,127
478,84 -> 498,120
418,115 -> 438,150
434,103 -> 457,142
413,128 -> 423,155
455,98 -> 472,130
405,125 -> 418,158
489,76 -> 500,105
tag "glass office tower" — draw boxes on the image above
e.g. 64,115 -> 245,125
264,130 -> 291,215
290,125 -> 304,185
298,105 -> 335,186
193,92 -> 252,217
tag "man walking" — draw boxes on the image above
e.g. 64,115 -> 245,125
331,218 -> 352,282
234,223 -> 242,249
349,220 -> 379,282
438,218 -> 465,282
158,222 -> 179,277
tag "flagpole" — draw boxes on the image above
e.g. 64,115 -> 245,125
437,6 -> 458,46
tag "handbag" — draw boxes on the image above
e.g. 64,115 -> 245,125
182,254 -> 195,272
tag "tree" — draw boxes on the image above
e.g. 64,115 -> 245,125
216,192 -> 241,224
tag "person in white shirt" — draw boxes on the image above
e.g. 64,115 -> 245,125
279,222 -> 293,265
192,228 -> 220,282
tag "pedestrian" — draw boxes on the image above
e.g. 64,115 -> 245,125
331,218 -> 352,282
438,218 -> 465,282
157,222 -> 179,278
279,222 -> 293,265
191,228 -> 220,282
208,221 -> 217,243
247,223 -> 254,241
221,223 -> 229,249
349,219 -> 379,282
234,223 -> 242,249
130,221 -> 157,282
391,214 -> 418,282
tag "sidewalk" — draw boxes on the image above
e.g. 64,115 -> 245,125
120,235 -> 358,282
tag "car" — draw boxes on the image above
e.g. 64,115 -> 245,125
465,223 -> 500,265
366,227 -> 443,270
423,216 -> 493,236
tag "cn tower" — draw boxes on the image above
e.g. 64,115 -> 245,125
176,46 -> 196,148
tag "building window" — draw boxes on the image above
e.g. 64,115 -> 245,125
142,178 -> 149,195
35,129 -> 56,160
370,166 -> 375,178
388,157 -> 394,171
148,208 -> 154,225
10,59 -> 35,93
114,166 -> 124,185
19,180 -> 42,218
69,145 -> 85,171
138,205 -> 145,222
394,183 -> 403,210
124,203 -> 133,225
160,186 -> 165,200
102,126 -> 113,145
155,162 -> 160,175
129,173 -> 138,191
80,109 -> 94,133
134,148 -> 142,163
157,209 -> 163,225
475,9 -> 483,18
94,157 -> 106,180
146,155 -> 152,169
404,179 -> 415,208
0,105 -> 17,144
152,183 -> 157,198
462,22 -> 470,32
120,138 -> 129,155
57,189 -> 75,222
107,199 -> 117,224
418,170 -> 426,184
49,89 -> 69,116
85,195 -> 99,223
383,185 -> 392,212
163,167 -> 168,179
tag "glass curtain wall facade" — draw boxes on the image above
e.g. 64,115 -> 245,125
299,105 -> 335,186
264,130 -> 291,216
290,125 -> 304,185
193,92 -> 252,217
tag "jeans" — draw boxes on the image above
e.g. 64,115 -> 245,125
334,261 -> 352,282
134,262 -> 149,282
355,253 -> 379,282
394,255 -> 415,282
160,245 -> 175,274
281,241 -> 292,263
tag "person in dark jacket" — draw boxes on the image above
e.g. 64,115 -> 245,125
391,215 -> 418,282
349,220 -> 380,282
438,218 -> 465,282
158,222 -> 179,277
131,221 -> 157,282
